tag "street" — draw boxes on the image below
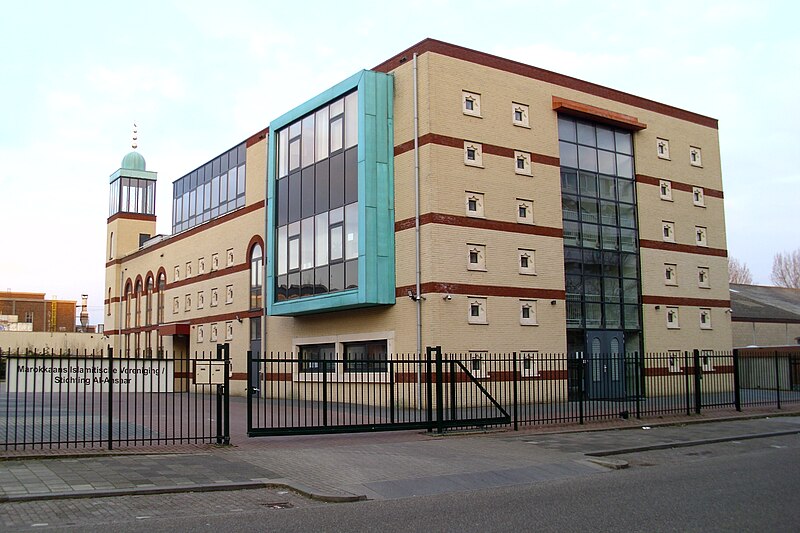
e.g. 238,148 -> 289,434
3,433 -> 799,532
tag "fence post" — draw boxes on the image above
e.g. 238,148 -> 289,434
389,360 -> 395,425
775,351 -> 782,410
322,358 -> 328,427
449,359 -> 456,423
246,350 -> 253,435
216,344 -> 224,444
693,349 -> 702,414
107,345 -> 114,450
634,353 -> 641,420
732,349 -> 742,412
223,343 -> 230,444
579,355 -> 585,425
435,347 -> 444,434
512,352 -> 519,432
684,351 -> 691,416
425,347 -> 433,432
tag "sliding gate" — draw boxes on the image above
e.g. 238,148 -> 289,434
247,346 -> 510,436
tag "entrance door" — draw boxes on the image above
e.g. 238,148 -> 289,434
585,330 -> 625,399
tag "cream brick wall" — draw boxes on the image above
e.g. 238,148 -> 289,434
642,306 -> 733,353
733,321 -> 800,348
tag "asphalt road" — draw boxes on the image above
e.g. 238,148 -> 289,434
4,434 -> 800,532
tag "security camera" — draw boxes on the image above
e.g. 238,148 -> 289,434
443,294 -> 452,301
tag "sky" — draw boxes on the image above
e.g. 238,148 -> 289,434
1,0 -> 798,327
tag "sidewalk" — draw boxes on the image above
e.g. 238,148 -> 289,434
2,412 -> 800,503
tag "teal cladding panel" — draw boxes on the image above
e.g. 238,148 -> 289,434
267,70 -> 395,316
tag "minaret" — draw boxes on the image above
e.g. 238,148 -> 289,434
104,124 -> 158,353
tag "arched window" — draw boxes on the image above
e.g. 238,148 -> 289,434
250,243 -> 263,309
124,281 -> 132,329
145,276 -> 154,326
157,272 -> 166,324
135,279 -> 143,328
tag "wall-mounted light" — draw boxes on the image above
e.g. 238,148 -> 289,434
550,300 -> 557,305
655,305 -> 661,310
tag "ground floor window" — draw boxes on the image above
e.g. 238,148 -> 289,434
299,343 -> 335,373
343,341 -> 388,372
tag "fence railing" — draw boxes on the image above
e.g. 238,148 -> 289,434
1,346 -> 230,451
247,348 -> 800,435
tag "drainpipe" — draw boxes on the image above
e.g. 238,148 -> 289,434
413,53 -> 423,409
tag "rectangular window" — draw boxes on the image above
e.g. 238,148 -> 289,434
695,226 -> 707,247
666,306 -> 679,329
664,263 -> 678,285
514,151 -> 532,176
467,244 -> 486,271
698,267 -> 710,288
464,142 -> 483,167
663,221 -> 675,242
468,297 -> 487,324
521,351 -> 539,377
668,350 -> 682,373
512,102 -> 529,128
518,249 -> 536,275
690,147 -> 702,167
700,308 -> 712,329
701,350 -> 714,371
659,180 -> 672,201
656,138 -> 670,160
466,191 -> 484,218
344,340 -> 388,373
462,91 -> 481,117
516,199 -> 534,224
468,351 -> 487,378
693,187 -> 705,207
299,343 -> 335,373
520,300 -> 538,326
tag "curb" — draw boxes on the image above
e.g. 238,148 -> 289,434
586,429 -> 800,457
0,479 -> 367,504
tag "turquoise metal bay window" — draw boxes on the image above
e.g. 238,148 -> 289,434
267,70 -> 395,316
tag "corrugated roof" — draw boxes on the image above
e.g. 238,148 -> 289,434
730,284 -> 800,322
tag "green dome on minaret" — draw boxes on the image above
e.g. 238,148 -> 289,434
121,151 -> 146,171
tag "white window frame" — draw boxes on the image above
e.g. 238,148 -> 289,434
185,293 -> 192,311
690,146 -> 703,167
198,257 -> 206,275
662,221 -> 675,243
465,191 -> 485,218
700,308 -> 712,330
197,291 -> 204,309
462,91 -> 482,117
512,102 -> 530,128
291,331 -> 395,382
659,180 -> 673,201
668,350 -> 682,373
695,226 -> 708,247
210,287 -> 219,307
467,350 -> 488,379
666,306 -> 680,329
514,151 -> 532,176
693,187 -> 705,207
185,261 -> 193,278
518,248 -> 536,275
467,244 -> 487,271
520,300 -> 538,326
701,350 -> 715,371
211,253 -> 220,271
467,297 -> 488,325
197,325 -> 205,343
520,351 -> 540,377
210,323 -> 218,342
656,138 -> 670,160
464,142 -> 483,167
173,265 -> 180,282
225,284 -> 234,305
664,263 -> 678,286
516,198 -> 534,224
698,266 -> 710,289
227,248 -> 235,267
172,296 -> 180,315
225,321 -> 234,341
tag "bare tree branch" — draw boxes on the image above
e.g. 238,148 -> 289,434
728,257 -> 753,285
771,249 -> 800,288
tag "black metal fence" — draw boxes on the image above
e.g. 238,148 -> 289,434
247,348 -> 800,436
1,346 -> 230,451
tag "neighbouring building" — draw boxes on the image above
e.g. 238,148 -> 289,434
0,292 -> 76,333
104,38 -> 732,395
730,284 -> 800,348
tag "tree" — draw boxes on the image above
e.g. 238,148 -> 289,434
771,249 -> 800,288
728,257 -> 753,285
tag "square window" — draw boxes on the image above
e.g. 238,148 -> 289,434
665,263 -> 678,285
210,323 -> 218,342
185,261 -> 193,278
698,267 -> 710,288
666,306 -> 680,329
227,248 -> 234,267
690,146 -> 702,167
465,191 -> 485,218
668,350 -> 682,373
226,321 -> 234,340
656,138 -> 670,160
700,308 -> 712,329
662,221 -> 675,243
468,351 -> 488,378
197,325 -> 205,343
467,297 -> 487,324
693,187 -> 705,207
467,244 -> 487,271
344,340 -> 388,373
462,91 -> 481,117
464,142 -> 483,167
512,103 -> 529,127
514,151 -> 532,176
518,249 -> 536,275
520,300 -> 538,326
695,226 -> 707,247
521,351 -> 539,377
226,284 -> 234,305
659,180 -> 673,201
516,198 -> 534,224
